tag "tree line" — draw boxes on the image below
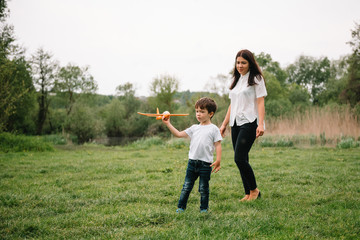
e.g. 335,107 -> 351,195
1,1 -> 359,144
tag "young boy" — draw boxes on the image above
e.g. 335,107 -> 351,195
162,97 -> 222,213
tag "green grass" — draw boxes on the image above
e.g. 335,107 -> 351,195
0,142 -> 359,239
0,132 -> 54,152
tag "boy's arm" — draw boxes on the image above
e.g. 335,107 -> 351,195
210,141 -> 222,173
162,118 -> 188,138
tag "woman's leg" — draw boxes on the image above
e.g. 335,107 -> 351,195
232,121 -> 257,195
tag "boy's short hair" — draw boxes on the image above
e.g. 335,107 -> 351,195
195,97 -> 217,116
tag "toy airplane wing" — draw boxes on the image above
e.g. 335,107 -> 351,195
137,112 -> 189,117
137,108 -> 189,120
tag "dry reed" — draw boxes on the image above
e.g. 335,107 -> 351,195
266,105 -> 360,140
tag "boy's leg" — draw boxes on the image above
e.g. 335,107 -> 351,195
198,161 -> 212,211
178,160 -> 199,210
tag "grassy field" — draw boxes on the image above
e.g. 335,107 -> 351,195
1,139 -> 359,239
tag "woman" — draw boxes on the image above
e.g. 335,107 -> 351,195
220,49 -> 267,201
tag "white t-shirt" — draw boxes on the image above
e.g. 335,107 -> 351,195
184,124 -> 223,163
229,71 -> 267,127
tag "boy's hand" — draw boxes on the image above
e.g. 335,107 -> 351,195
210,161 -> 221,173
162,117 -> 170,124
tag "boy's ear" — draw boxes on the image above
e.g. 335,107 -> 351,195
209,112 -> 214,118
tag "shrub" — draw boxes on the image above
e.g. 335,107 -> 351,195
42,134 -> 67,145
166,138 -> 188,149
0,132 -> 54,152
104,99 -> 126,137
337,138 -> 359,149
275,139 -> 294,147
259,137 -> 275,147
258,136 -> 294,147
65,103 -> 104,144
309,135 -> 317,146
128,136 -> 164,149
266,99 -> 292,118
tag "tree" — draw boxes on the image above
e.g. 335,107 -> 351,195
116,82 -> 140,117
0,0 -> 8,20
31,48 -> 59,134
116,82 -> 135,98
256,52 -> 287,84
262,71 -> 288,101
286,55 -> 331,104
317,56 -> 349,106
55,64 -> 98,115
149,74 -> 179,112
0,1 -> 36,133
265,98 -> 292,118
340,22 -> 360,106
65,102 -> 103,144
205,74 -> 230,97
104,98 -> 126,137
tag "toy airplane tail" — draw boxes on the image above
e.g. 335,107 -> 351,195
156,108 -> 161,120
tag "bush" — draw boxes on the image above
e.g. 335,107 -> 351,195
0,132 -> 54,152
104,99 -> 126,137
337,138 -> 359,149
166,138 -> 188,149
309,135 -> 317,146
128,136 -> 164,149
258,137 -> 275,147
266,99 -> 292,118
259,136 -> 294,147
42,134 -> 67,145
65,103 -> 104,144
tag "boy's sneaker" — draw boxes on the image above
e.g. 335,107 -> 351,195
200,209 -> 208,213
176,208 -> 185,213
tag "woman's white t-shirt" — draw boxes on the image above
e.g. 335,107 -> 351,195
184,124 -> 222,163
229,71 -> 267,127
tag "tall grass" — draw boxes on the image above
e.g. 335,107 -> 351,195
266,105 -> 360,142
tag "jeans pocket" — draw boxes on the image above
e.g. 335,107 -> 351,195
200,162 -> 211,171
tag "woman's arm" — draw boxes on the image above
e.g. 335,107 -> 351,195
219,104 -> 231,137
256,97 -> 265,138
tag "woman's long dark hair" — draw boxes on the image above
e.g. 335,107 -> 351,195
230,49 -> 265,90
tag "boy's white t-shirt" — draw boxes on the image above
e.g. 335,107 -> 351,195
229,71 -> 267,127
184,123 -> 222,163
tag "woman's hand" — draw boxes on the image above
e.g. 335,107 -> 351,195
220,105 -> 231,138
220,125 -> 226,138
256,125 -> 264,138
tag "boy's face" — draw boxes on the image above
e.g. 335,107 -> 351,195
195,107 -> 214,124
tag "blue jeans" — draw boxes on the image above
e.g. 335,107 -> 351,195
178,159 -> 212,210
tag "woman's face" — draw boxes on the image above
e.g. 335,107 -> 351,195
236,56 -> 250,76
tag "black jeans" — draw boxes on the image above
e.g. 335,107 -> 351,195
178,159 -> 212,210
231,120 -> 258,195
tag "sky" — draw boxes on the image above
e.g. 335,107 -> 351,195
7,0 -> 360,96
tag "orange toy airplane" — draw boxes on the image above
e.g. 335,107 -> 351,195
137,108 -> 189,120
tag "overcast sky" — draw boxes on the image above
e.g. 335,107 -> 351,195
7,0 -> 360,96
